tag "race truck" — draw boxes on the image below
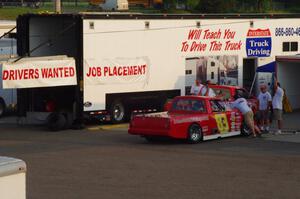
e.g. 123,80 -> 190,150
164,84 -> 258,113
129,95 -> 250,143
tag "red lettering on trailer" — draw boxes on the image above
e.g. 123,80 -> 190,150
188,29 -> 202,40
41,67 -> 75,78
87,67 -> 102,77
203,29 -> 222,39
223,29 -> 236,39
224,40 -> 242,50
2,70 -> 9,80
93,65 -> 147,77
2,68 -> 40,80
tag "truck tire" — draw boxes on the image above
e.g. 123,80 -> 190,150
0,100 -> 5,118
110,100 -> 126,123
47,112 -> 66,131
241,122 -> 251,136
187,124 -> 202,144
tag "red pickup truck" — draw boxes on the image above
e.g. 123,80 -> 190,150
129,96 -> 250,143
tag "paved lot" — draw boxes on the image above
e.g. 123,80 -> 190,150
0,121 -> 300,199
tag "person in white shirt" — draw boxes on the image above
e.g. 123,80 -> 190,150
230,94 -> 261,137
257,84 -> 272,132
272,81 -> 284,134
199,80 -> 216,97
190,79 -> 203,95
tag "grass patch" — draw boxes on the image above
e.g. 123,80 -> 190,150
0,7 -> 51,20
0,3 -> 90,20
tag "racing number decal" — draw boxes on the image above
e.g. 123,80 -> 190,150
214,114 -> 229,134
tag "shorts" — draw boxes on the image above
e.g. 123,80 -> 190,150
258,110 -> 269,120
244,111 -> 254,129
273,109 -> 283,120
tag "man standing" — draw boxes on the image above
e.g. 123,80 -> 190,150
257,85 -> 272,132
230,94 -> 261,137
272,81 -> 284,134
200,80 -> 216,97
190,79 -> 203,95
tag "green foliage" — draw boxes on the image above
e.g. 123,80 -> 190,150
163,0 -> 177,9
186,0 -> 200,10
195,0 -> 237,13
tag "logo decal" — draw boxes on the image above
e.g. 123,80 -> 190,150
246,29 -> 272,57
214,114 -> 229,133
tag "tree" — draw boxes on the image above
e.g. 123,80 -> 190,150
195,0 -> 236,13
186,0 -> 200,10
163,0 -> 177,9
256,0 -> 271,12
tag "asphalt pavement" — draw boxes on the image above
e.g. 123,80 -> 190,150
0,112 -> 300,199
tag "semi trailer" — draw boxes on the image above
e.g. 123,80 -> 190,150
2,13 -> 300,130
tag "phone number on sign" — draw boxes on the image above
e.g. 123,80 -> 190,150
275,27 -> 300,36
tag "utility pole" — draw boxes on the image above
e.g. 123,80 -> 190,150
55,0 -> 62,14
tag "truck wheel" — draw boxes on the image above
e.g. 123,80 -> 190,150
0,100 -> 5,118
187,124 -> 202,144
241,122 -> 251,136
47,112 -> 66,131
110,100 -> 126,123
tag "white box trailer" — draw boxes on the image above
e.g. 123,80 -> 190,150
0,156 -> 26,199
276,56 -> 300,110
7,13 -> 300,129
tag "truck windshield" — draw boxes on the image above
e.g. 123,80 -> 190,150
172,99 -> 206,113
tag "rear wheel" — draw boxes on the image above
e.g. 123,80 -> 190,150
187,124 -> 202,144
110,100 -> 126,124
47,112 -> 66,131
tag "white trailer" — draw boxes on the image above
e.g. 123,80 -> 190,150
276,56 -> 300,110
3,13 -> 300,129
